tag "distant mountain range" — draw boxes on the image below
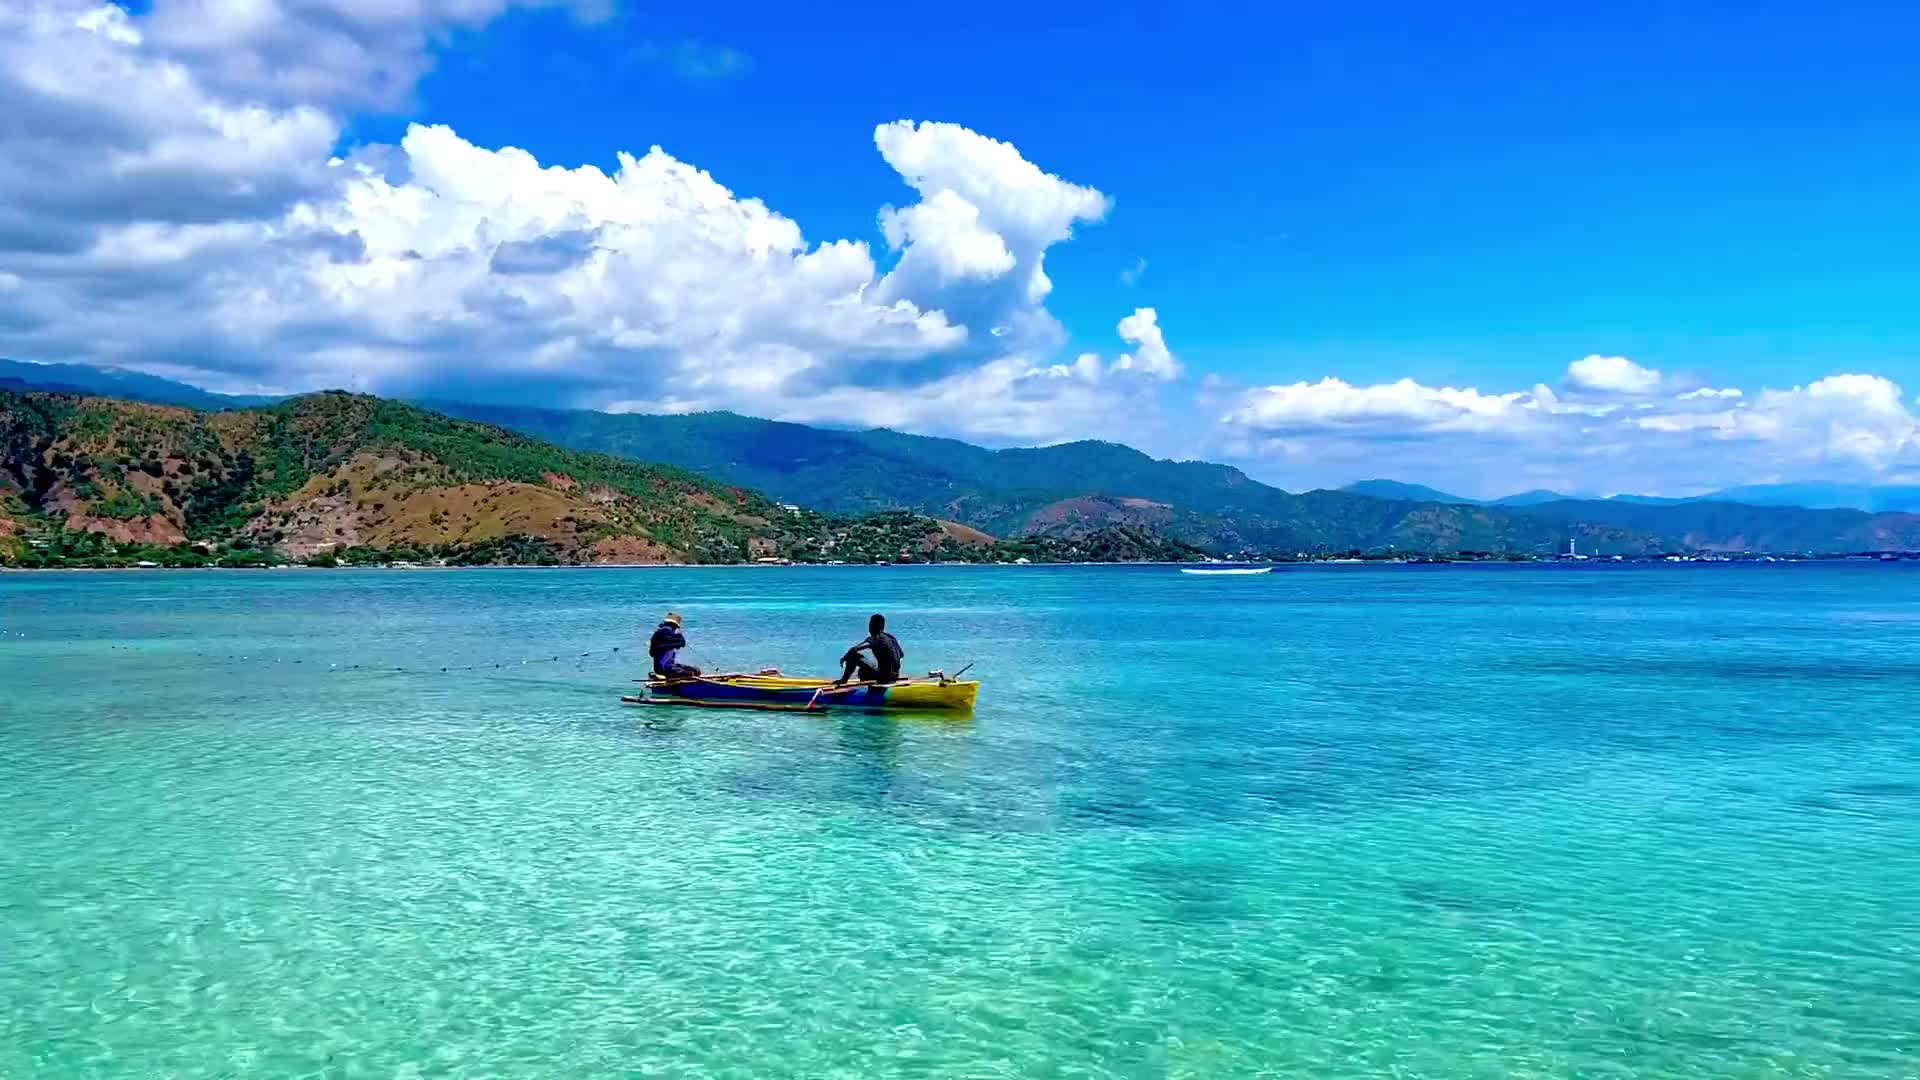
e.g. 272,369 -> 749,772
1340,478 -> 1920,515
1340,479 -> 1476,505
411,403 -> 1920,555
1708,483 -> 1920,514
5,360 -> 1920,555
0,358 -> 278,411
422,402 -> 1681,556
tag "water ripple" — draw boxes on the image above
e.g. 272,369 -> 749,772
4,564 -> 1919,1076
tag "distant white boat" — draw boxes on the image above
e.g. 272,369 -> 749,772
1179,566 -> 1273,576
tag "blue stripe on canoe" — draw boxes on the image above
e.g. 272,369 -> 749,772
662,681 -> 891,708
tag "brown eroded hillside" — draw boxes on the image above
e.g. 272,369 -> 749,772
0,390 -> 990,566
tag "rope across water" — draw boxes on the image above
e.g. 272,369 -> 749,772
86,642 -> 635,678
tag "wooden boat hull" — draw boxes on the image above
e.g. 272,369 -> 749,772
648,673 -> 980,712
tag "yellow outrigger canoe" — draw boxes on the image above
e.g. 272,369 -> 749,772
623,671 -> 979,713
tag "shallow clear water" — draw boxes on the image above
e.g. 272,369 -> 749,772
3,564 -> 1917,1077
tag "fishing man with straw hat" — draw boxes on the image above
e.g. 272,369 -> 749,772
648,611 -> 702,680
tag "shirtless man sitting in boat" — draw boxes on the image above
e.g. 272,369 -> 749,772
648,611 -> 701,680
835,613 -> 903,685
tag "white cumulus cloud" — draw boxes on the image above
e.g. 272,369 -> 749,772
1225,377 -> 1537,436
171,121 -> 984,397
1567,354 -> 1662,394
140,0 -> 611,110
1747,374 -> 1917,468
0,2 -> 1175,447
1215,366 -> 1920,496
1112,308 -> 1182,380
871,120 -> 1110,348
0,0 -> 341,251
3,0 -> 1914,495
878,189 -> 1017,284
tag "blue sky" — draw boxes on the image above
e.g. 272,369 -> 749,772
2,0 -> 1918,495
378,0 -> 1920,388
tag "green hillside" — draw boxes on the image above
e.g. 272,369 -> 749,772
0,392 -> 1166,568
427,403 -> 1676,555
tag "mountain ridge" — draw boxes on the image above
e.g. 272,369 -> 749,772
0,358 -> 277,411
8,360 -> 1913,516
4,390 -> 1196,567
0,388 -> 1680,561
1341,479 -> 1476,505
424,401 -> 1678,555
1495,497 -> 1920,554
4,365 -> 1919,554
430,401 -> 1920,554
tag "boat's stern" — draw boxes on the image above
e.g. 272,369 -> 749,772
883,680 -> 979,711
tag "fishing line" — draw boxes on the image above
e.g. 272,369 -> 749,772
91,642 -> 637,680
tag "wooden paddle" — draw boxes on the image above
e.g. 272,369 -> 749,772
804,679 -> 885,709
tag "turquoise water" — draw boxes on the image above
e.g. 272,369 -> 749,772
3,564 -> 1917,1077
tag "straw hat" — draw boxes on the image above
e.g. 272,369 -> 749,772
663,611 -> 683,626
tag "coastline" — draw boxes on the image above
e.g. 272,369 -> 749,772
5,555 -> 1907,573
